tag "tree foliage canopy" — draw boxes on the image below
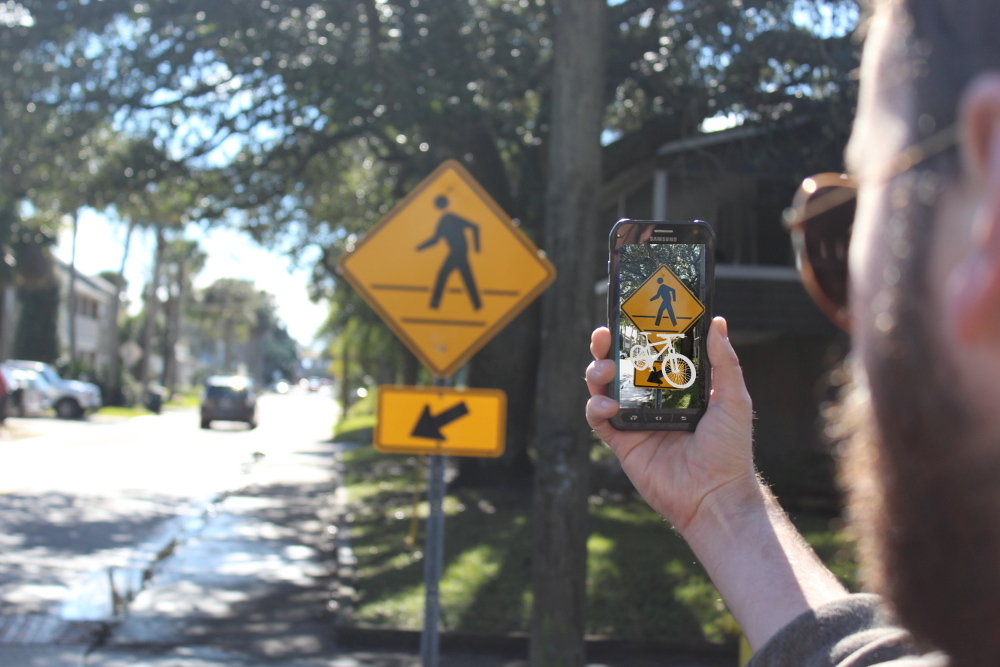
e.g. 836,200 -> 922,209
3,0 -> 860,390
6,0 -> 859,254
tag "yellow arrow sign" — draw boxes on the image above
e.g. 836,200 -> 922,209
374,386 -> 507,458
621,264 -> 705,335
632,359 -> 687,390
338,160 -> 556,377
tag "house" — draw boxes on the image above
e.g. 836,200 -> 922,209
54,260 -> 119,372
0,260 -> 118,375
600,117 -> 850,509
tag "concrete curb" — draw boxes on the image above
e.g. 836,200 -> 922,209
327,446 -> 360,633
0,615 -> 106,645
59,488 -> 235,622
60,442 -> 269,622
336,626 -> 737,664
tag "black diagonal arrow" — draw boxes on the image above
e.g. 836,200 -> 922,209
411,401 -> 470,440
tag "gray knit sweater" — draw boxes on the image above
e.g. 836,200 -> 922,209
748,594 -> 947,667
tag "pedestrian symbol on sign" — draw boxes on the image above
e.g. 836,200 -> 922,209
651,277 -> 677,327
417,195 -> 482,311
621,264 -> 705,336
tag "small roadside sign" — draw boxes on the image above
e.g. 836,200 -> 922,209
375,386 -> 506,457
632,359 -> 685,390
338,160 -> 555,377
621,264 -> 705,335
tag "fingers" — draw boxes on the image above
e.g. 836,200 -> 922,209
706,317 -> 752,419
590,327 -> 611,361
587,327 -> 614,398
586,326 -> 618,430
586,393 -> 620,430
586,358 -> 615,397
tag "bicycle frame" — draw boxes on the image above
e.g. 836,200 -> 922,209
633,331 -> 683,359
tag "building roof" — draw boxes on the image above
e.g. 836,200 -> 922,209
53,258 -> 118,299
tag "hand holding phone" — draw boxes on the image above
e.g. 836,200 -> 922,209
585,318 -> 756,533
588,323 -> 849,648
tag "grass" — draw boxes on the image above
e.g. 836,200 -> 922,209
96,405 -> 153,418
332,389 -> 377,442
339,447 -> 860,643
166,390 -> 201,408
333,414 -> 376,442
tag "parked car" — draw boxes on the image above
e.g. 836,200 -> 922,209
3,367 -> 53,417
200,376 -> 257,430
4,360 -> 102,419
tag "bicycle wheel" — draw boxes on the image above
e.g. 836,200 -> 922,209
661,354 -> 696,389
630,345 -> 652,371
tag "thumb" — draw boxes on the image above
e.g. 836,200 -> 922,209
706,317 -> 752,418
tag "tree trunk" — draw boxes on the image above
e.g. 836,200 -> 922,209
139,226 -> 165,394
402,345 -> 419,386
529,1 -> 605,666
68,211 -> 78,368
340,340 -> 352,416
161,288 -> 177,392
223,316 -> 235,373
164,259 -> 185,393
106,217 -> 136,404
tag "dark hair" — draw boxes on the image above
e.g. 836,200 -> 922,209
904,0 -> 1000,141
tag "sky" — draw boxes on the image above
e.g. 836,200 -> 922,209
52,210 -> 329,348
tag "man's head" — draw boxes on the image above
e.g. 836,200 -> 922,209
841,0 -> 1000,663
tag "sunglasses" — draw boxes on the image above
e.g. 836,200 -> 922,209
785,173 -> 856,331
784,125 -> 959,332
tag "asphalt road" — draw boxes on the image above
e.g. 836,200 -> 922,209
0,389 -> 339,618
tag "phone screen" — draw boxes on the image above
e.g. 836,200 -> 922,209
608,220 -> 714,430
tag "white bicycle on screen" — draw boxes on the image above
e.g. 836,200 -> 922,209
629,331 -> 697,389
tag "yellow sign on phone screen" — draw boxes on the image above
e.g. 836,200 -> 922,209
621,264 -> 705,335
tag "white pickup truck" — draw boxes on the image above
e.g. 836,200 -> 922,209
5,360 -> 102,419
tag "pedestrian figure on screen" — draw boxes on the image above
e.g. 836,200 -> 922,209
651,277 -> 677,327
416,195 -> 482,310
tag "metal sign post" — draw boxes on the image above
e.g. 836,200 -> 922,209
420,377 -> 449,667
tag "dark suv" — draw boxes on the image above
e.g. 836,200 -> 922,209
200,376 -> 257,430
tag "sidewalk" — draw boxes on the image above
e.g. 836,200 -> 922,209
0,434 -> 531,667
89,436 -> 427,667
0,431 -> 732,667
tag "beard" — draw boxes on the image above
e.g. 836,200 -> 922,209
836,264 -> 1000,667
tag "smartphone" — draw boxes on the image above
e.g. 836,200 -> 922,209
607,219 -> 715,430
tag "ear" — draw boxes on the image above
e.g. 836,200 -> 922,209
948,74 -> 1000,342
960,73 -> 1000,188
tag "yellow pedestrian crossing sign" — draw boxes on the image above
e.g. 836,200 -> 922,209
338,160 -> 556,377
621,264 -> 705,335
